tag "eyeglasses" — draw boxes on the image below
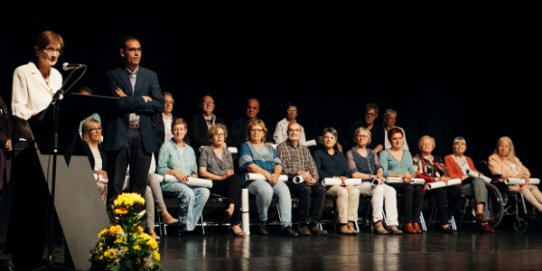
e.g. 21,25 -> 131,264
89,128 -> 102,132
126,47 -> 142,53
43,47 -> 63,55
250,129 -> 263,133
213,133 -> 225,137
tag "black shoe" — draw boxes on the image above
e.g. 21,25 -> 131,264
282,226 -> 299,237
257,221 -> 269,236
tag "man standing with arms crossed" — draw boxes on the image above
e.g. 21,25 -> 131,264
103,36 -> 164,213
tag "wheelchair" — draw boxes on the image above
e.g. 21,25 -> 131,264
456,181 -> 505,230
492,181 -> 537,233
479,161 -> 536,233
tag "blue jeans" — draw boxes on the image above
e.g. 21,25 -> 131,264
247,179 -> 292,227
161,182 -> 210,231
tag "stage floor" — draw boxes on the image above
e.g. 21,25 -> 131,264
158,225 -> 542,271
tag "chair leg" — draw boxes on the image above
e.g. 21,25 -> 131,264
419,212 -> 427,232
353,220 -> 360,233
200,214 -> 206,236
450,216 -> 457,231
156,207 -> 163,236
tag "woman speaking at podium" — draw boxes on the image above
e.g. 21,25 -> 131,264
8,30 -> 64,270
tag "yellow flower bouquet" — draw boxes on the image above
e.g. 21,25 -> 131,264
90,193 -> 161,271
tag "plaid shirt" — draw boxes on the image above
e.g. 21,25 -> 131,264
276,140 -> 319,180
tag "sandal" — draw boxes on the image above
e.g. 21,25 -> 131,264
162,213 -> 179,225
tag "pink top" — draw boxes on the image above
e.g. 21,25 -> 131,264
488,154 -> 530,179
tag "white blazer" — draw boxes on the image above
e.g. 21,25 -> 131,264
11,62 -> 63,120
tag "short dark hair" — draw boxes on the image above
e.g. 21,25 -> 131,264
365,103 -> 379,114
120,36 -> 140,49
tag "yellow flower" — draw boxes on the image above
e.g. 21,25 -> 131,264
104,248 -> 118,260
146,238 -> 158,250
114,207 -> 128,215
91,193 -> 158,270
109,225 -> 123,235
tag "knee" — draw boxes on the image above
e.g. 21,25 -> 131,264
385,186 -> 397,197
299,185 -> 311,196
349,188 -> 360,198
472,178 -> 484,187
336,188 -> 348,198
451,187 -> 462,198
185,189 -> 196,200
257,187 -> 274,201
403,185 -> 414,194
372,186 -> 384,198
199,188 -> 210,199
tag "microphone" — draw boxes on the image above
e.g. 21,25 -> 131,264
62,62 -> 87,71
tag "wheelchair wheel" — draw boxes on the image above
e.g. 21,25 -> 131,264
513,217 -> 528,233
486,183 -> 504,228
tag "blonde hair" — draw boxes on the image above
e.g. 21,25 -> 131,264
246,119 -> 267,143
208,123 -> 228,141
82,118 -> 101,143
494,136 -> 520,163
418,135 -> 436,151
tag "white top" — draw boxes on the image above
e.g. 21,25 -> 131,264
11,62 -> 62,120
452,155 -> 470,174
384,126 -> 409,151
162,113 -> 173,143
90,147 -> 103,171
273,118 -> 306,145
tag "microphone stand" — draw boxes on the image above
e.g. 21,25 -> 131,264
33,66 -> 87,271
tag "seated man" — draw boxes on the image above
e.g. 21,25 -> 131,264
229,98 -> 272,148
189,95 -> 224,154
277,122 -> 327,236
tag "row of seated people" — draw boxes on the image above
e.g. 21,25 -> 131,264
82,116 -> 542,239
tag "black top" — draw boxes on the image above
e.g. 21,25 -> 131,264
313,148 -> 350,180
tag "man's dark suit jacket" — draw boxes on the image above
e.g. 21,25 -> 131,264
189,113 -> 224,152
103,66 -> 164,154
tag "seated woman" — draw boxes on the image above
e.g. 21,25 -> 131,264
313,127 -> 359,235
157,118 -> 210,232
489,136 -> 542,212
413,135 -> 460,233
347,127 -> 402,235
444,137 -> 495,233
81,118 -> 108,204
198,123 -> 245,237
82,119 -> 177,239
239,119 -> 298,237
379,127 -> 423,234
